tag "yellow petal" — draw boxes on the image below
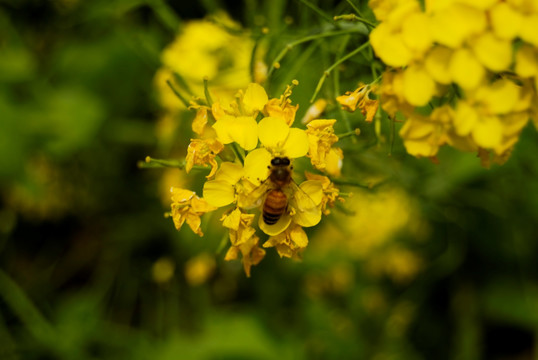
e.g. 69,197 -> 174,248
229,116 -> 259,151
449,48 -> 485,89
185,213 -> 202,236
515,44 -> 538,77
171,188 -> 195,202
490,2 -> 522,40
222,208 -> 241,230
402,65 -> 435,106
242,83 -> 269,114
192,107 -> 208,135
424,46 -> 453,84
243,148 -> 272,185
215,162 -> 243,184
370,23 -> 413,67
259,213 -> 292,236
212,115 -> 235,144
431,3 -> 486,48
470,32 -> 512,71
477,79 -> 520,115
190,197 -> 217,213
290,225 -> 308,248
325,147 -> 344,177
520,15 -> 538,46
454,101 -> 479,136
456,0 -> 497,9
281,128 -> 309,158
401,12 -> 432,54
258,117 -> 290,148
472,116 -> 503,149
203,180 -> 235,207
298,180 -> 323,206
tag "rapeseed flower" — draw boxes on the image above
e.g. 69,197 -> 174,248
167,83 -> 343,276
365,0 -> 538,163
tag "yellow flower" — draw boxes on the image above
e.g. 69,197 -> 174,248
221,208 -> 257,246
170,188 -> 217,236
184,253 -> 216,286
399,105 -> 452,157
263,223 -> 308,259
305,172 -> 342,215
263,81 -> 299,126
203,162 -> 244,207
225,235 -> 266,277
212,83 -> 269,150
336,84 -> 379,122
305,119 -> 339,172
185,138 -> 224,178
190,106 -> 210,136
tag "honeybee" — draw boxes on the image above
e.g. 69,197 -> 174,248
263,157 -> 293,225
260,156 -> 321,228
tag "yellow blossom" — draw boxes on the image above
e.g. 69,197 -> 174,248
263,223 -> 309,259
399,106 -> 453,157
211,83 -> 269,150
191,106 -> 210,135
336,84 -> 379,122
305,119 -> 339,171
221,208 -> 257,246
185,138 -> 224,178
263,81 -> 299,126
225,235 -> 266,277
184,253 -> 216,286
170,188 -> 217,236
305,172 -> 342,215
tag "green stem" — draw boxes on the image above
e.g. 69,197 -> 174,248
310,40 -> 370,103
139,156 -> 210,171
296,0 -> 340,27
203,77 -> 213,107
331,177 -> 372,188
166,80 -> 190,108
266,28 -> 364,80
336,129 -> 360,139
389,115 -> 396,156
0,270 -> 56,343
333,14 -> 376,28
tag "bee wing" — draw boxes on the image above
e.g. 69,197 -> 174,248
237,178 -> 272,210
289,180 -> 323,227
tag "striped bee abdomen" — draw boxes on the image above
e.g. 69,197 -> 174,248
263,189 -> 288,225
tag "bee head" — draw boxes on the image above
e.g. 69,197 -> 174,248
271,157 -> 291,167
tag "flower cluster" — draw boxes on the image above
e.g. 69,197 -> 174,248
366,0 -> 538,164
170,83 -> 344,276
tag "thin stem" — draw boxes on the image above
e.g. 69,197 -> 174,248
0,270 -> 56,343
389,115 -> 395,156
203,77 -> 213,106
331,177 -> 372,188
266,28 -> 364,80
297,0 -> 340,28
311,40 -> 370,103
250,40 -> 259,83
166,80 -> 190,108
336,129 -> 360,139
139,156 -> 210,171
333,14 -> 376,28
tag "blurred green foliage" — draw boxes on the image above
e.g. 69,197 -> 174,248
1,1 -> 538,359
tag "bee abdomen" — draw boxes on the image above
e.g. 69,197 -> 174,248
263,189 -> 287,225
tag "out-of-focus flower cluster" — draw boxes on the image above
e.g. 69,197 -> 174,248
367,0 -> 538,164
170,83 -> 344,276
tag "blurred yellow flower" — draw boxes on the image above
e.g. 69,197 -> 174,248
225,236 -> 266,277
305,119 -> 339,172
184,253 -> 216,286
152,257 -> 175,284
